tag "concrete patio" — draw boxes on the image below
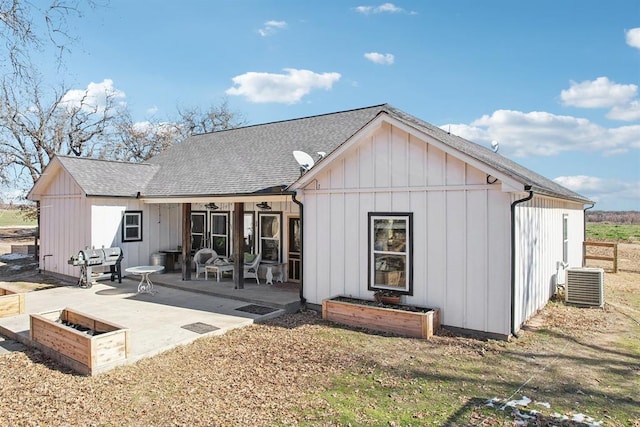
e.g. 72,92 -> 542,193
0,274 -> 301,374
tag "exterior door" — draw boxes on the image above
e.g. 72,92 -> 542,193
210,212 -> 229,256
288,217 -> 301,282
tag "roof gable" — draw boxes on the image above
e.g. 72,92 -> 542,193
29,156 -> 159,200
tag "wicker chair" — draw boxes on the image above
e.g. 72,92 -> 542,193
243,253 -> 262,284
194,248 -> 217,279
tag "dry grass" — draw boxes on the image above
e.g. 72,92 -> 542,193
1,230 -> 639,426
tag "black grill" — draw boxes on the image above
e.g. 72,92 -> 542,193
68,247 -> 123,288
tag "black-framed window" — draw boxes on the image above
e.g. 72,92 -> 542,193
258,212 -> 281,262
122,211 -> 143,242
368,212 -> 413,294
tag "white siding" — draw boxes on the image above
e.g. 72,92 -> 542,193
38,166 -> 88,278
302,122 -> 513,336
512,196 -> 585,331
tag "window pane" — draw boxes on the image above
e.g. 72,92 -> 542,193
260,216 -> 279,238
261,239 -> 279,262
213,236 -> 227,256
125,214 -> 139,226
212,215 -> 227,234
125,227 -> 139,239
374,219 -> 406,252
244,214 -> 254,253
374,254 -> 406,288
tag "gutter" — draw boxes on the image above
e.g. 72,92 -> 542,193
583,202 -> 595,242
510,185 -> 534,339
291,191 -> 306,305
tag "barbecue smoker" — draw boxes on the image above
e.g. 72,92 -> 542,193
68,247 -> 123,288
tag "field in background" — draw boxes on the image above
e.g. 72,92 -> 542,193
0,209 -> 36,227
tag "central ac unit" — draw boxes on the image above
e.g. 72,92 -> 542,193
565,267 -> 605,307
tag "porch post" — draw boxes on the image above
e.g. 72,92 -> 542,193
233,202 -> 244,289
181,203 -> 192,281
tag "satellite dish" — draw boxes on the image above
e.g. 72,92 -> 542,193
293,150 -> 315,172
491,140 -> 499,153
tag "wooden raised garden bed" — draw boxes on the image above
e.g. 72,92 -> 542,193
30,308 -> 130,376
322,297 -> 440,339
0,287 -> 24,318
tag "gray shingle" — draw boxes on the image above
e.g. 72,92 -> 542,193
56,156 -> 159,197
53,104 -> 591,204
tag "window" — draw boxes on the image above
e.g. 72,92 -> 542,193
244,213 -> 254,254
259,212 -> 281,262
122,211 -> 142,242
191,211 -> 206,252
368,213 -> 413,294
562,214 -> 569,263
211,212 -> 229,256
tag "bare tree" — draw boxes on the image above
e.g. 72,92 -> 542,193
0,0 -> 98,78
177,99 -> 246,137
108,111 -> 181,163
0,76 -> 125,190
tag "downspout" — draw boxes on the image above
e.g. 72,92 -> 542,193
510,185 -> 533,339
291,191 -> 306,305
583,202 -> 595,267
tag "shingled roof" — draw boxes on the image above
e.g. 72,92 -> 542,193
34,104 -> 591,204
51,156 -> 159,198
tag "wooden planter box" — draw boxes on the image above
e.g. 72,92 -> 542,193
322,297 -> 440,339
30,308 -> 130,376
0,287 -> 24,318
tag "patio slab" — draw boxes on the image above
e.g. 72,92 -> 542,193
0,279 -> 290,372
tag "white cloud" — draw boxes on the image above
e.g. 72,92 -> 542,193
626,27 -> 640,49
258,20 -> 287,37
554,175 -> 640,207
442,109 -> 640,157
60,79 -> 126,113
560,77 -> 637,109
355,3 -> 404,14
364,52 -> 395,65
226,68 -> 341,104
146,106 -> 159,116
607,100 -> 640,121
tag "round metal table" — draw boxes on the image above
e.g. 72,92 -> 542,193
125,265 -> 164,294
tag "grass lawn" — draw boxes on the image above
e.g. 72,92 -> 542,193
0,209 -> 36,227
586,223 -> 640,242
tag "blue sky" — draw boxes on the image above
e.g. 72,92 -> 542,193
18,1 -> 640,210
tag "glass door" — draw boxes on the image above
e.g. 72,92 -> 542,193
210,212 -> 229,256
288,217 -> 301,282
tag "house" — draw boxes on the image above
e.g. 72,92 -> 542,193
28,104 -> 593,339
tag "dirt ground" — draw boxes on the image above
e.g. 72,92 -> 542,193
1,227 -> 639,425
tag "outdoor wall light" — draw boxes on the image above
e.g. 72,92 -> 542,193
257,201 -> 272,210
205,203 -> 219,210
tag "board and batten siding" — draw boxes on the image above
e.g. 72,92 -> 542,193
38,167 -> 88,278
302,122 -> 513,336
512,196 -> 585,331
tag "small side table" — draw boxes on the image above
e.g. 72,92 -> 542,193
205,263 -> 234,281
160,250 -> 182,272
125,265 -> 164,294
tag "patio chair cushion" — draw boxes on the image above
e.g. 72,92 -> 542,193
244,252 -> 257,264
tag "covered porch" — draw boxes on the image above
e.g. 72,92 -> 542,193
136,270 -> 303,314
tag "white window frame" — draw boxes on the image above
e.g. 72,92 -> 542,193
368,212 -> 413,294
210,212 -> 229,256
258,212 -> 282,263
122,211 -> 143,242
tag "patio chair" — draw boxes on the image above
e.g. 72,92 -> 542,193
243,253 -> 261,284
194,248 -> 217,279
